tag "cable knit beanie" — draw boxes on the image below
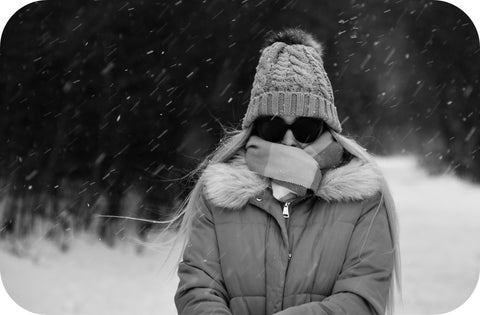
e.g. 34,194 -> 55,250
242,29 -> 342,133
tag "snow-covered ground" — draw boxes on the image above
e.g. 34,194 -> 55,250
1,156 -> 479,315
376,157 -> 480,315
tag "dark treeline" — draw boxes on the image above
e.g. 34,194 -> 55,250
0,0 -> 478,246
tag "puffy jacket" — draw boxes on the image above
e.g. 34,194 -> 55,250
175,155 -> 394,315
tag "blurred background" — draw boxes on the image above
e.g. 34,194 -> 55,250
0,0 -> 479,314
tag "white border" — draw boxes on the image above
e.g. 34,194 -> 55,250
0,0 -> 479,314
0,0 -> 44,312
0,1 -> 43,313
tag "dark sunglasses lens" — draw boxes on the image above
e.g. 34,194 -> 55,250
254,116 -> 286,142
291,118 -> 324,143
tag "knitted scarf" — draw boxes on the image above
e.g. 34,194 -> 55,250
245,131 -> 344,201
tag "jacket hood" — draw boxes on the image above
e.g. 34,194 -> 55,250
202,153 -> 383,210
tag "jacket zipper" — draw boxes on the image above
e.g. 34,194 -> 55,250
281,200 -> 293,310
282,201 -> 291,219
283,201 -> 292,260
282,201 -> 292,260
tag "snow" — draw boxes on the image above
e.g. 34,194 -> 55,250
1,156 -> 480,315
376,156 -> 480,314
0,234 -> 181,315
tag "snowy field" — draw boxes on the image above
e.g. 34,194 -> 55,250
1,156 -> 480,315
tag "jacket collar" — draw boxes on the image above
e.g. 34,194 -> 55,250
202,153 -> 383,210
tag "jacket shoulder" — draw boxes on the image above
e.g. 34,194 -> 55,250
359,192 -> 385,216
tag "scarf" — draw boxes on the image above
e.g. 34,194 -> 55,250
245,131 -> 344,202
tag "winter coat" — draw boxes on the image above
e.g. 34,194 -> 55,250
175,155 -> 394,315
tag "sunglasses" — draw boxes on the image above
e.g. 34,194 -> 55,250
253,116 -> 325,143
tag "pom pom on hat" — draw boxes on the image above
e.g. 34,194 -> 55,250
263,28 -> 324,57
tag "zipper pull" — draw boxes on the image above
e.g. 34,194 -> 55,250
283,201 -> 291,218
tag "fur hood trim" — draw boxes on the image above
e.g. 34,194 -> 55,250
202,154 -> 383,210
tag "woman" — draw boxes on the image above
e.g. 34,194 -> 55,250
172,28 -> 400,315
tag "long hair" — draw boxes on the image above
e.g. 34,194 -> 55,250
165,127 -> 401,314
160,127 -> 253,253
331,131 -> 402,315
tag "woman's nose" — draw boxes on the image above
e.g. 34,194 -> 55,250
281,129 -> 298,147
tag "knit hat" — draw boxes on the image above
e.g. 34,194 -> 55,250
242,29 -> 342,133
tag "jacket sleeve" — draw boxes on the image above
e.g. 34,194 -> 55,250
275,193 -> 395,315
174,193 -> 232,315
